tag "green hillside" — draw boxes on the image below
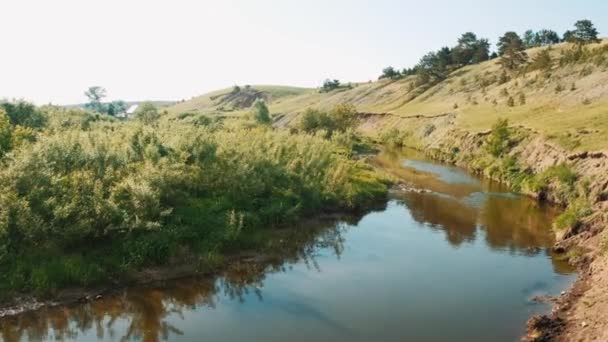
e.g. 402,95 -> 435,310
169,40 -> 608,151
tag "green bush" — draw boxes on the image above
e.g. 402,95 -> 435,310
0,119 -> 387,294
553,201 -> 592,231
486,118 -> 511,157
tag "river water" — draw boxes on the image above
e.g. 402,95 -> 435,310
0,149 -> 576,342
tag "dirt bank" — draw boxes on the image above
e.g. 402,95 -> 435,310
356,111 -> 608,341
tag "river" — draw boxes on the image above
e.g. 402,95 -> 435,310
0,149 -> 576,342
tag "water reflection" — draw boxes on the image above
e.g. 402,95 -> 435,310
0,150 -> 575,342
0,215 -> 361,342
382,148 -> 572,274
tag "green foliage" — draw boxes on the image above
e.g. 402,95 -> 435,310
0,115 -> 386,294
380,128 -> 410,148
452,32 -> 490,65
0,101 -> 47,129
84,86 -> 107,113
497,32 -> 529,70
135,102 -> 160,124
299,108 -> 334,134
379,66 -> 400,80
329,103 -> 358,131
530,164 -> 579,203
299,103 -> 357,135
518,92 -> 526,105
553,201 -> 592,231
250,99 -> 271,125
0,109 -> 12,156
320,79 -> 341,92
486,118 -> 510,157
569,19 -> 601,45
528,48 -> 553,71
523,29 -> 560,48
416,49 -> 452,84
506,96 -> 515,107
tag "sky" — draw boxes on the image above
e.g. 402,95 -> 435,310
1,0 -> 606,105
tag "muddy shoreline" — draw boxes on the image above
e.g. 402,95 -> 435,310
0,209 -> 373,319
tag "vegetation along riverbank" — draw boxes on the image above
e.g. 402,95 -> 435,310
168,21 -> 608,340
2,17 -> 608,341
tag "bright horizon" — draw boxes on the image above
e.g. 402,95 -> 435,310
1,0 -> 606,105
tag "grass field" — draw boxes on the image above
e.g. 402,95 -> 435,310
168,40 -> 608,151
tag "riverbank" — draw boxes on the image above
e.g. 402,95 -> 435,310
359,111 -> 607,341
0,155 -> 573,341
0,209 -> 377,318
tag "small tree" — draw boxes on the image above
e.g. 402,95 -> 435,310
518,92 -> 526,105
562,30 -> 575,43
299,108 -> 333,133
523,30 -> 537,48
497,32 -> 528,70
84,86 -> 107,113
535,29 -> 560,46
135,102 -> 160,124
250,99 -> 271,125
329,103 -> 357,132
529,48 -> 553,71
0,101 -> 46,129
380,66 -> 399,80
453,32 -> 489,65
111,100 -> 128,116
321,79 -> 341,92
487,118 -> 510,157
506,96 -> 515,107
571,19 -> 601,45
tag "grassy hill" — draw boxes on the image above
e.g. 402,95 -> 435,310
168,40 -> 608,151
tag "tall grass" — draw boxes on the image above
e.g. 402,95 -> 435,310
0,112 -> 386,295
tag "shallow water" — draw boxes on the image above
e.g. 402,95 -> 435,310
0,149 -> 576,342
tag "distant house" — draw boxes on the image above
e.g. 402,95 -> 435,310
118,104 -> 138,119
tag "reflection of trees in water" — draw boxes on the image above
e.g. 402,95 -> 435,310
397,190 -> 574,274
396,191 -> 557,252
0,213 -> 359,342
396,192 -> 478,246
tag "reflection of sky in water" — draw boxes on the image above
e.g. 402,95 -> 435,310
402,159 -> 480,186
1,154 -> 576,342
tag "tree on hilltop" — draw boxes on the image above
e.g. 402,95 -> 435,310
453,32 -> 490,65
497,32 -> 528,70
570,19 -> 601,45
379,66 -> 399,80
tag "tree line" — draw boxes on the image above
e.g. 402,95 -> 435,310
378,19 -> 601,83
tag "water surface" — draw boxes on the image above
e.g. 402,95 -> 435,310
0,149 -> 575,342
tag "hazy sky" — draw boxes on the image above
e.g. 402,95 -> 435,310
1,0 -> 606,104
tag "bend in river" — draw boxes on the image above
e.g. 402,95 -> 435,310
0,149 -> 576,342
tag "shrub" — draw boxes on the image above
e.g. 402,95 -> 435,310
0,121 -> 387,293
380,128 -> 410,148
553,201 -> 592,231
0,101 -> 47,129
506,96 -> 515,107
518,92 -> 526,105
486,118 -> 510,157
250,99 -> 271,125
135,102 -> 160,124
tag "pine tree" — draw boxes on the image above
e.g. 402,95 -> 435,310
571,19 -> 601,45
497,32 -> 529,70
